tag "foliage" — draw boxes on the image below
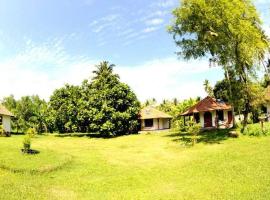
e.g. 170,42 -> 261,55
79,61 -> 140,136
48,61 -> 140,136
2,95 -> 48,133
242,122 -> 270,136
169,0 -> 269,131
214,74 -> 266,123
48,84 -> 82,133
26,128 -> 37,138
0,125 -> 4,137
2,61 -> 140,136
158,97 -> 199,131
203,79 -> 214,97
186,120 -> 201,146
142,98 -> 157,107
23,136 -> 31,152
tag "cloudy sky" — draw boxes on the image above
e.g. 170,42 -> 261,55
0,0 -> 269,102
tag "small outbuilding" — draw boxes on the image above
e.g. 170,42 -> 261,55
139,106 -> 172,131
0,105 -> 13,133
181,96 -> 233,129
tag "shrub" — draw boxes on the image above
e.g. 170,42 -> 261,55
243,123 -> 270,136
186,120 -> 201,146
23,136 -> 31,152
0,125 -> 4,137
26,128 -> 37,138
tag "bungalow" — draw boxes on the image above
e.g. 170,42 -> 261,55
139,106 -> 172,131
181,96 -> 233,129
0,105 -> 13,133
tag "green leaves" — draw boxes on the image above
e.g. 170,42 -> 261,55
48,61 -> 140,136
170,0 -> 270,129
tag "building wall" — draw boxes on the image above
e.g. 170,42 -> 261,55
141,118 -> 170,131
2,115 -> 11,132
198,110 -> 232,128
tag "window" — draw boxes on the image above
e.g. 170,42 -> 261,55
145,119 -> 153,127
217,110 -> 224,121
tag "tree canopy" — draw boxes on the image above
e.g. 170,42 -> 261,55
169,0 -> 270,130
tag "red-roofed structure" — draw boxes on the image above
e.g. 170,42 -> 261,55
181,96 -> 233,128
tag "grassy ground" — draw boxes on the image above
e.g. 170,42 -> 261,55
0,130 -> 270,200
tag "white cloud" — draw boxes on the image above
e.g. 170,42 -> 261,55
89,14 -> 120,33
154,0 -> 178,8
0,40 -> 224,103
116,57 -> 223,102
142,26 -> 161,33
145,18 -> 164,26
0,40 -> 97,100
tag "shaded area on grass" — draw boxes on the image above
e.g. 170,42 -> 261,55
54,132 -> 139,139
21,149 -> 40,155
166,129 -> 231,146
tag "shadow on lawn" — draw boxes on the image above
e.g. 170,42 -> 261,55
54,132 -> 139,139
166,129 -> 231,146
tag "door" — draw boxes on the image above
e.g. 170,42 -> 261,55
228,111 -> 233,124
204,112 -> 212,127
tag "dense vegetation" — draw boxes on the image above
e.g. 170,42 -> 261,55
2,61 -> 140,136
169,0 -> 270,131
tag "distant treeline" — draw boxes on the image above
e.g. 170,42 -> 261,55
2,61 -> 140,137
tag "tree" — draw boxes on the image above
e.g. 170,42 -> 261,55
203,79 -> 214,97
2,95 -> 48,133
169,0 -> 269,131
80,61 -> 140,137
49,84 -> 81,133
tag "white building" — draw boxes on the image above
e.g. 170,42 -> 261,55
139,106 -> 172,131
181,96 -> 233,129
0,105 -> 14,133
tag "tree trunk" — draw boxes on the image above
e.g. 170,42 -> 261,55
242,95 -> 250,132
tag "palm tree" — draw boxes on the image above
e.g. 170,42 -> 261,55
92,61 -> 118,79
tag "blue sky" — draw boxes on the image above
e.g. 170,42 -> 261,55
0,0 -> 269,102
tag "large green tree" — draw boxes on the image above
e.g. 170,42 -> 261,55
48,84 -> 81,133
80,61 -> 140,137
169,0 -> 269,130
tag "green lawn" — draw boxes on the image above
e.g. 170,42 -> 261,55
1,130 -> 270,200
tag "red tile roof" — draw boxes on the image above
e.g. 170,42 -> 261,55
181,96 -> 232,116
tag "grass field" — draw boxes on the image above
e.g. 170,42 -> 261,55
1,130 -> 270,200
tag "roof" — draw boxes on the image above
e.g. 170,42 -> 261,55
0,105 -> 14,116
139,106 -> 173,119
181,96 -> 232,116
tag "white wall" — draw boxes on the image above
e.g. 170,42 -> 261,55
141,118 -> 170,131
2,115 -> 11,132
199,113 -> 204,127
211,111 -> 216,127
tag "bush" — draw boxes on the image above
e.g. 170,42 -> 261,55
26,128 -> 37,138
243,123 -> 270,136
23,136 -> 31,152
0,125 -> 10,137
0,125 -> 4,137
186,120 -> 201,146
